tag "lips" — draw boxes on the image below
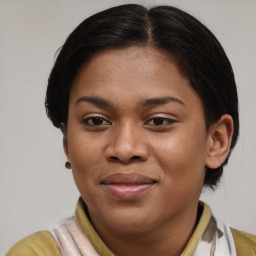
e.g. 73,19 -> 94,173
101,173 -> 156,200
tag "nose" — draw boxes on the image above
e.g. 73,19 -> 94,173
105,122 -> 149,164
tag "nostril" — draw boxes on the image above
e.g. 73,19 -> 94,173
131,156 -> 141,161
110,156 -> 119,162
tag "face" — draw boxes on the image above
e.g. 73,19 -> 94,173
65,46 -> 212,235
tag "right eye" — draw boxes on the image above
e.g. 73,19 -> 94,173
82,116 -> 111,126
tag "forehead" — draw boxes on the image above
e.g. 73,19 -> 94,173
70,46 -> 202,111
75,46 -> 176,85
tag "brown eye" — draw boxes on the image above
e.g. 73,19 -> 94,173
146,117 -> 176,126
83,117 -> 111,126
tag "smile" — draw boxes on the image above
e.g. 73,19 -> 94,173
101,173 -> 157,200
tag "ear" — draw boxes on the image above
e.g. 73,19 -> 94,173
60,123 -> 70,160
206,114 -> 234,169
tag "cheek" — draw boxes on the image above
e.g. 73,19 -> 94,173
68,134 -> 103,182
69,142 -> 101,204
150,127 -> 208,181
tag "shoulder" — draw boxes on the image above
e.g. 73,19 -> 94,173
231,227 -> 256,256
6,230 -> 61,256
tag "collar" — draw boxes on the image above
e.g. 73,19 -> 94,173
75,198 -> 212,255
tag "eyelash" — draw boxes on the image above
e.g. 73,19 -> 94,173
145,117 -> 176,126
82,116 -> 176,127
82,116 -> 111,126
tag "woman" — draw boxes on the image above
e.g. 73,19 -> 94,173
6,4 -> 256,256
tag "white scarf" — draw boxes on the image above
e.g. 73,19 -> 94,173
51,217 -> 99,256
50,215 -> 236,256
192,216 -> 236,256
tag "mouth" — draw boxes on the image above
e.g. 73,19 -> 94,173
101,173 -> 157,200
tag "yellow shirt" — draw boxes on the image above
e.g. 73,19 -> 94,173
6,199 -> 256,256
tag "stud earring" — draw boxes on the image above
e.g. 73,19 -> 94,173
65,162 -> 71,169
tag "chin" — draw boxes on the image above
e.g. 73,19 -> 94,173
99,206 -> 160,234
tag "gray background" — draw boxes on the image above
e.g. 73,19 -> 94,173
1,0 -> 256,254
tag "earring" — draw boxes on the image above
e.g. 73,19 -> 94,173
65,161 -> 71,169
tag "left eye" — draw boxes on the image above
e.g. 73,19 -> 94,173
82,117 -> 111,126
146,117 -> 175,126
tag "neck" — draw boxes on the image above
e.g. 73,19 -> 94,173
90,203 -> 200,256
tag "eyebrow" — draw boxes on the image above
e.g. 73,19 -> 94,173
140,97 -> 185,107
76,96 -> 113,107
75,96 -> 185,108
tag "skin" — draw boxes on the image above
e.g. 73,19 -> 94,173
63,46 -> 233,256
